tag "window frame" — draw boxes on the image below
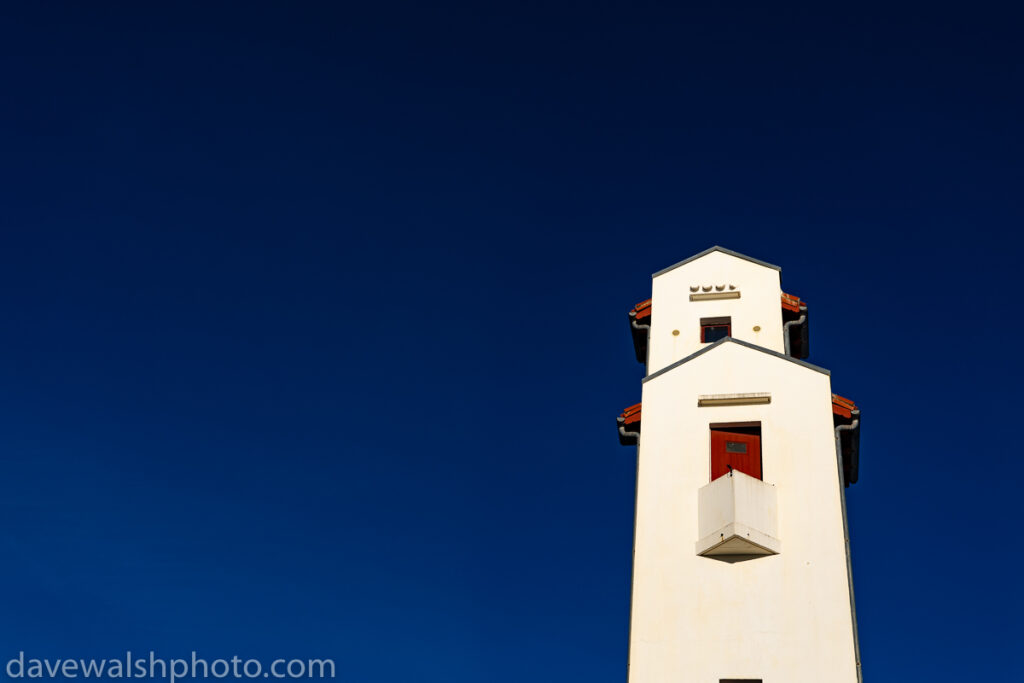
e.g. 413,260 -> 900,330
700,316 -> 732,343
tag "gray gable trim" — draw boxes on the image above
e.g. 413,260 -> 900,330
642,337 -> 830,384
652,246 -> 782,278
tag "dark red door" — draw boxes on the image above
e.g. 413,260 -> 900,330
710,428 -> 762,481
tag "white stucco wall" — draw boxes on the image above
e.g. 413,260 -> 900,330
628,341 -> 857,683
648,250 -> 785,375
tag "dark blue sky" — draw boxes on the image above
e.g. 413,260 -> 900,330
2,2 -> 1022,681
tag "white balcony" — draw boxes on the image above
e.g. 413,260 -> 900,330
696,470 -> 780,557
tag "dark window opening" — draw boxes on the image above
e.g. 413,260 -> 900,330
701,316 -> 731,343
710,423 -> 762,481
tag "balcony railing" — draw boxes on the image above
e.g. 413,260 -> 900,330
696,469 -> 780,557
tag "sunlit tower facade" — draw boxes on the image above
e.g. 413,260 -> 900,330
617,247 -> 862,683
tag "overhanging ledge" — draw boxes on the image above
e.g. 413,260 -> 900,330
698,392 -> 771,407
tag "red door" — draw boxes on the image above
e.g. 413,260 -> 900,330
710,428 -> 762,481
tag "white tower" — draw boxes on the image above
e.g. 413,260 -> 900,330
617,247 -> 862,683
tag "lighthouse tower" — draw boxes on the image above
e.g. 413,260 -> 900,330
617,247 -> 862,683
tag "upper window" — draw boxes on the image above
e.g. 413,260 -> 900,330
701,316 -> 731,343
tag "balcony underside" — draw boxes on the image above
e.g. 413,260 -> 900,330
697,521 -> 780,557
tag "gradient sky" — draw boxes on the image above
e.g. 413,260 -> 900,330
2,3 -> 1023,682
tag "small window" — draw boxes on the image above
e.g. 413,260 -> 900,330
701,316 -> 731,343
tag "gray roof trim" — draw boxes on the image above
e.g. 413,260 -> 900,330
652,246 -> 782,278
642,337 -> 831,384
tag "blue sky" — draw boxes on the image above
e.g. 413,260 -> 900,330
1,2 -> 1023,681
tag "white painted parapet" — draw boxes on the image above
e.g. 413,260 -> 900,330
697,469 -> 780,557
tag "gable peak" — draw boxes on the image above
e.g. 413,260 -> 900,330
653,246 -> 781,278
